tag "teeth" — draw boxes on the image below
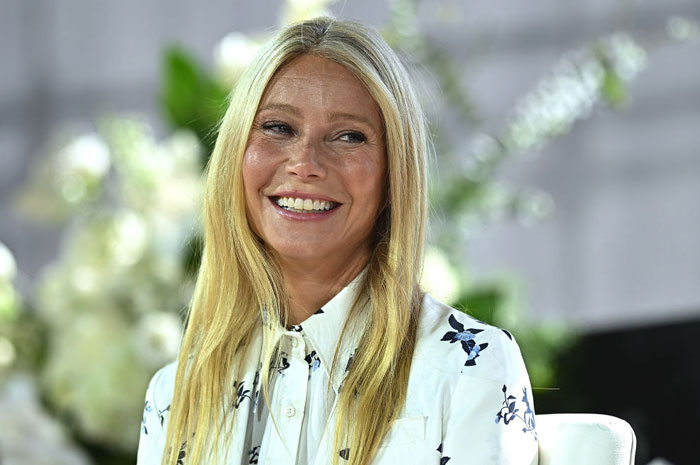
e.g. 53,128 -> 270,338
275,196 -> 336,212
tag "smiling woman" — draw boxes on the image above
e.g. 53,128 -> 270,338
137,17 -> 538,465
243,54 -> 387,324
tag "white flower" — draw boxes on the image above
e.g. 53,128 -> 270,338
280,0 -> 336,25
55,133 -> 111,205
214,32 -> 262,85
135,311 -> 182,366
41,312 -> 152,450
69,265 -> 100,297
57,133 -> 110,179
667,16 -> 700,42
162,130 -> 201,174
421,246 -> 462,304
0,375 -> 93,465
109,210 -> 149,267
0,336 -> 16,370
503,33 -> 646,153
151,131 -> 203,221
0,243 -> 19,320
0,242 -> 17,282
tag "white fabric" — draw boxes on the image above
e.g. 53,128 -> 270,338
536,414 -> 636,465
137,276 -> 538,465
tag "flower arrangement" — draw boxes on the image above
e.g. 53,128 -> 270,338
16,117 -> 202,450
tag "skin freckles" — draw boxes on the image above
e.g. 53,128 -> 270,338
242,54 -> 387,323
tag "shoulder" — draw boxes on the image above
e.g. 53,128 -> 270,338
145,361 -> 177,417
138,362 -> 177,464
413,293 -> 527,384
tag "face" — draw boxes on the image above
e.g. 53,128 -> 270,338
242,54 -> 387,272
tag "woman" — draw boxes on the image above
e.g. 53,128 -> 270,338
138,17 -> 538,465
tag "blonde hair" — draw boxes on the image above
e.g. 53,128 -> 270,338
163,17 -> 428,465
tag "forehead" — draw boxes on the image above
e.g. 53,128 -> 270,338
258,54 -> 382,122
271,54 -> 357,84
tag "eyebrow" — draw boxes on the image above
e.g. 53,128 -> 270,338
256,103 -> 301,116
327,111 -> 376,129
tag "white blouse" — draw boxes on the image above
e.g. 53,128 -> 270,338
137,277 -> 538,465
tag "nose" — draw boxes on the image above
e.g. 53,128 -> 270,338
285,139 -> 327,180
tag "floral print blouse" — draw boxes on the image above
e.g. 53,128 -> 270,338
137,277 -> 538,464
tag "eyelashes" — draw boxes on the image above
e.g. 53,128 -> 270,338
259,121 -> 367,144
338,132 -> 367,143
261,122 -> 294,136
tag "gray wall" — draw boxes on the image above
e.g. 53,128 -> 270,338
1,0 -> 698,331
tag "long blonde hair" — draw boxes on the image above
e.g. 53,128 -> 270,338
163,17 -> 428,465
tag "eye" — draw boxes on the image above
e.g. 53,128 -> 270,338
338,131 -> 367,144
261,121 -> 294,136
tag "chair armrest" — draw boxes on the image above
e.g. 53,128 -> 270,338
537,413 -> 637,465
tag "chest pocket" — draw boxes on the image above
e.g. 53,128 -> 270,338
378,415 -> 426,448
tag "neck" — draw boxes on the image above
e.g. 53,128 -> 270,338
276,248 -> 369,325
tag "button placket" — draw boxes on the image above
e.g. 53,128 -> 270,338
283,336 -> 307,420
275,332 -> 310,462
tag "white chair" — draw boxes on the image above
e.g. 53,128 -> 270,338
537,414 -> 637,465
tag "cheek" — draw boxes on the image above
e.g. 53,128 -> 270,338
241,151 -> 257,195
241,148 -> 270,234
355,154 -> 387,210
242,144 -> 274,198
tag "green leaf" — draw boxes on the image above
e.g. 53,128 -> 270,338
435,177 -> 485,216
454,284 -> 507,326
160,47 -> 229,161
600,65 -> 627,108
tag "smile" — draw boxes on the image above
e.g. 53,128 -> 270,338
273,196 -> 340,213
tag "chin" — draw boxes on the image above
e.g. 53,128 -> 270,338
268,241 -> 332,264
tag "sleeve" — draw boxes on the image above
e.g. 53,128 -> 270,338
438,330 -> 538,465
137,364 -> 175,465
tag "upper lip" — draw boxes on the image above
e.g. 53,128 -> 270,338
269,191 -> 341,204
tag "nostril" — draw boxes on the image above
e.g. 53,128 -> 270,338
285,160 -> 325,178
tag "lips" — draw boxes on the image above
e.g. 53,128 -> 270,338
272,196 -> 340,213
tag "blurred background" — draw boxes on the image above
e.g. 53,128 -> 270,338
0,0 -> 698,464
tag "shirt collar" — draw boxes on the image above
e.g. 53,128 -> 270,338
290,270 -> 366,394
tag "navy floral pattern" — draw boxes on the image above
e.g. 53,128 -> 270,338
232,380 -> 251,409
495,385 -> 537,439
158,405 -> 170,427
142,400 -> 151,434
176,441 -> 187,465
437,442 -> 451,464
252,367 -> 261,413
138,287 -> 538,465
248,445 -> 260,464
272,351 -> 290,376
141,401 -> 171,435
440,314 -> 489,366
345,350 -> 355,372
305,350 -> 321,376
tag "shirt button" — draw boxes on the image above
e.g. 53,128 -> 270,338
284,406 -> 296,417
291,338 -> 299,348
